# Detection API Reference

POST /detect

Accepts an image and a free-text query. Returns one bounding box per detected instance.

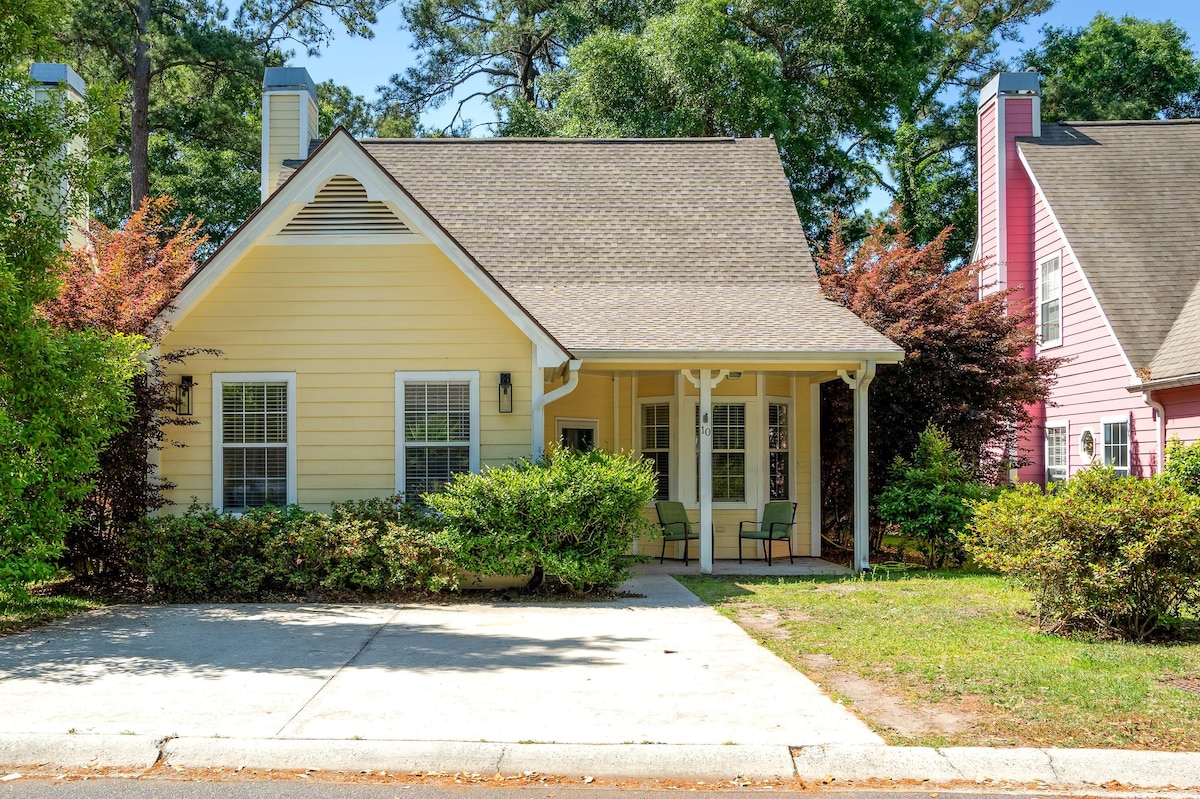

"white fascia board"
[162,131,572,367]
[1017,146,1137,379]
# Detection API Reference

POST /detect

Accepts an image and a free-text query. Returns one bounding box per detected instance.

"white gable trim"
[1017,146,1136,379]
[163,131,571,366]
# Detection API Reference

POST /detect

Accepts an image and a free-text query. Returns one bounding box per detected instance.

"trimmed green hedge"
[129,498,454,600]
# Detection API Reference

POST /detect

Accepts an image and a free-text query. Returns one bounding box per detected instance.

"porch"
[534,360,885,575]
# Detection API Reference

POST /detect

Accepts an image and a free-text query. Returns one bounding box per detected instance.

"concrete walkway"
[2,573,1199,790]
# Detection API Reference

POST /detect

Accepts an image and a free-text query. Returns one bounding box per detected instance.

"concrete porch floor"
[636,557,851,577]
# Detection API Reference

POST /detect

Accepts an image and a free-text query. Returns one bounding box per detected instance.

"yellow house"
[157,67,903,574]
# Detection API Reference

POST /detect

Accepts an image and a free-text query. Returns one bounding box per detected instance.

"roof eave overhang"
[571,349,905,365]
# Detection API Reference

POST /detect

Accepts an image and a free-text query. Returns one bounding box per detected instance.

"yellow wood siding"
[160,243,533,511]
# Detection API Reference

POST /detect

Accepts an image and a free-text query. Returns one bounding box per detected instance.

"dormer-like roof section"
[1018,120,1200,379]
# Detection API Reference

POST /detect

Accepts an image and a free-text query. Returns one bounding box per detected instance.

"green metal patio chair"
[738,501,797,565]
[655,501,700,565]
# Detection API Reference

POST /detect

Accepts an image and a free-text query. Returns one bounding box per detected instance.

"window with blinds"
[403,381,472,497]
[641,403,670,500]
[222,381,289,510]
[1039,255,1062,346]
[768,402,789,500]
[696,403,746,503]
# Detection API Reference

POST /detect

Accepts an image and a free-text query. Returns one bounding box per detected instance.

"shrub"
[130,497,455,600]
[427,447,656,590]
[967,467,1200,641]
[877,424,991,568]
[1163,436,1200,496]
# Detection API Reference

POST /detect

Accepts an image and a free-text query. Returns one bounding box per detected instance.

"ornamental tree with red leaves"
[42,197,215,576]
[815,214,1065,553]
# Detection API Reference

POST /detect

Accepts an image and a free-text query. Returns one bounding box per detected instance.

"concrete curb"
[793,744,1200,790]
[162,738,796,780]
[0,734,160,769]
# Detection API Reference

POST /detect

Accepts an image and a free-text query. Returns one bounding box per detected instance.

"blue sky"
[292,0,1200,132]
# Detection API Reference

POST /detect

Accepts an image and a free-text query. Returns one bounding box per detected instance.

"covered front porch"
[638,558,852,577]
[533,358,886,575]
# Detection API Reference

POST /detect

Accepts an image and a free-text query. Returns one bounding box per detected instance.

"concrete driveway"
[0,573,880,749]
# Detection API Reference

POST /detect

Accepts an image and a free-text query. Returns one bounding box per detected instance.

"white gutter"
[531,360,582,455]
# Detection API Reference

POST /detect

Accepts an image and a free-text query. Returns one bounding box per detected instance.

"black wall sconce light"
[176,375,194,416]
[498,372,513,414]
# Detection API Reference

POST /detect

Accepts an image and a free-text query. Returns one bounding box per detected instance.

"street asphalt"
[1,570,1198,792]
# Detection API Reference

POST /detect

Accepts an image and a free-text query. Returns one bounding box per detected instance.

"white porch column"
[839,362,876,572]
[683,369,729,575]
[698,371,713,574]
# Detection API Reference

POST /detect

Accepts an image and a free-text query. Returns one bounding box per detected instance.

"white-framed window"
[1102,416,1130,476]
[695,403,746,503]
[1045,422,1068,483]
[212,372,297,512]
[640,402,671,501]
[1079,427,1097,462]
[556,417,598,452]
[395,372,480,499]
[1038,254,1062,348]
[768,401,790,500]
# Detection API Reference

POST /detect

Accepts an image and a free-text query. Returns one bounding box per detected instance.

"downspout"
[1143,390,1167,475]
[532,360,582,455]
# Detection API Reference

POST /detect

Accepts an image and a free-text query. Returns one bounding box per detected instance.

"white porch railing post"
[699,369,714,575]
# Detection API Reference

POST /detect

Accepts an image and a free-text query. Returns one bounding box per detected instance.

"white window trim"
[1045,419,1068,483]
[1078,426,1097,463]
[683,396,761,510]
[1101,414,1132,476]
[1037,253,1063,350]
[766,396,794,503]
[212,372,298,512]
[637,397,674,504]
[555,417,600,449]
[394,371,481,498]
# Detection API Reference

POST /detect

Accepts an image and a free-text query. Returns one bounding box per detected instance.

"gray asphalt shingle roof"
[1017,120,1200,381]
[287,137,901,358]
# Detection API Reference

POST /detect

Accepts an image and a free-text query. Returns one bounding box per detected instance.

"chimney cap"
[978,71,1040,108]
[30,63,87,98]
[263,67,318,103]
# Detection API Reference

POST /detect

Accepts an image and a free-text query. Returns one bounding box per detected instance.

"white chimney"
[30,63,88,247]
[261,67,319,202]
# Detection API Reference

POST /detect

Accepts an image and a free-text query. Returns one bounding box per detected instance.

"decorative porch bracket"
[682,369,729,575]
[838,362,877,572]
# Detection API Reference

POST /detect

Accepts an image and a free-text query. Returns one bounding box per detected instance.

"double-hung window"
[213,373,296,512]
[768,402,790,500]
[1103,418,1130,476]
[396,372,479,499]
[1039,255,1062,347]
[641,403,671,501]
[696,403,746,503]
[1045,423,1067,483]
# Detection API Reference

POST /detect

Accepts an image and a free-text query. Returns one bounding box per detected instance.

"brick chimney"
[261,67,319,202]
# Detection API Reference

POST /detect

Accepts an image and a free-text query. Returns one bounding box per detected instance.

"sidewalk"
[1,572,1197,791]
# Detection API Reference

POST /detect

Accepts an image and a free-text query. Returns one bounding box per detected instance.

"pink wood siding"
[1018,173,1156,480]
[1158,385,1200,446]
[976,102,1000,290]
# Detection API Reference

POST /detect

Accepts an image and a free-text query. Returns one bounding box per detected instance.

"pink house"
[977,72,1200,484]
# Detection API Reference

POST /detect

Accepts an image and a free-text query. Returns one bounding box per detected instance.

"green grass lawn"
[0,585,105,637]
[677,572,1200,751]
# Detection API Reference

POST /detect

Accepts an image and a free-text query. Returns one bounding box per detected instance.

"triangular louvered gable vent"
[279,175,411,236]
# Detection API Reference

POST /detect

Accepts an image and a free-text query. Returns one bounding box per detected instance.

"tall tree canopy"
[1023,13,1200,121]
